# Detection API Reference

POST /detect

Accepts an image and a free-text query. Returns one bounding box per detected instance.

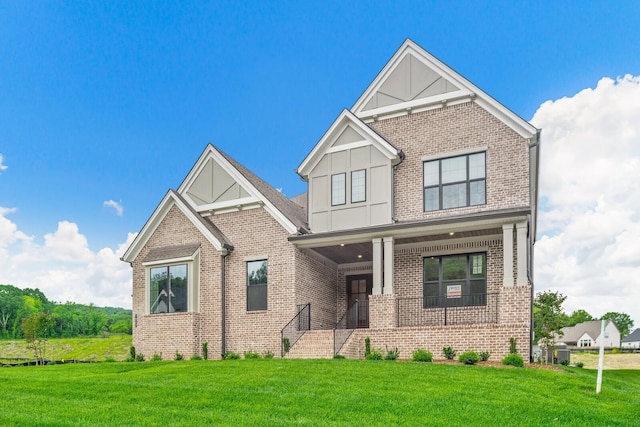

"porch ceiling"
[311,242,373,264]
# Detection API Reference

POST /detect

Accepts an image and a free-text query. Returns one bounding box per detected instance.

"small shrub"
[125,357,135,362]
[150,353,162,362]
[364,336,371,357]
[135,353,145,362]
[412,348,433,362]
[560,359,569,366]
[333,354,346,359]
[611,347,619,354]
[202,342,208,360]
[509,337,518,354]
[459,351,480,365]
[384,346,400,361]
[479,351,490,362]
[244,351,261,359]
[104,357,116,363]
[282,337,291,353]
[502,353,524,368]
[174,350,184,361]
[575,362,584,368]
[129,346,136,360]
[190,354,203,361]
[263,350,274,359]
[223,351,241,360]
[366,349,383,360]
[443,346,456,360]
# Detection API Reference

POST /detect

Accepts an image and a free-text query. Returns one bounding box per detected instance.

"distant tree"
[601,312,634,338]
[533,291,566,364]
[566,309,594,327]
[22,312,55,365]
[12,295,43,338]
[0,285,24,338]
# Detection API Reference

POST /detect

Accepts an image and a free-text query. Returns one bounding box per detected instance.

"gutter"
[220,246,232,357]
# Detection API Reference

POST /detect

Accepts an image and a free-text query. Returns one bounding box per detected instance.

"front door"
[347,274,372,328]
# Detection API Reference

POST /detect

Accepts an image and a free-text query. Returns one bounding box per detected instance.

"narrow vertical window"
[331,173,346,206]
[351,169,366,203]
[247,260,267,311]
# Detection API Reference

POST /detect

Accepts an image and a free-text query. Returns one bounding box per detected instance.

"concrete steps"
[284,330,335,359]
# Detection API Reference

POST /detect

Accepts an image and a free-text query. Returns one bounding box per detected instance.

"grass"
[570,352,640,370]
[0,335,132,362]
[1,359,639,426]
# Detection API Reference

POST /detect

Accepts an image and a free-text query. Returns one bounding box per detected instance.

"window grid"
[331,173,346,206]
[423,253,486,308]
[423,152,486,212]
[351,169,366,203]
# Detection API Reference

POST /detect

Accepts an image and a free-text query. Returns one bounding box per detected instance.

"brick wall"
[368,102,530,222]
[294,249,338,330]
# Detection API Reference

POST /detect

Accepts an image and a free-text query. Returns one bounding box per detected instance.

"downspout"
[220,246,231,357]
[528,129,541,362]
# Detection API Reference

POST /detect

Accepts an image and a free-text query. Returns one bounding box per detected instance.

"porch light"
[357,254,362,259]
[340,243,345,247]
[449,232,455,236]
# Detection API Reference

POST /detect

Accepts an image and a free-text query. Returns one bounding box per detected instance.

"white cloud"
[532,75,640,329]
[0,154,7,172]
[103,200,124,216]
[0,207,135,308]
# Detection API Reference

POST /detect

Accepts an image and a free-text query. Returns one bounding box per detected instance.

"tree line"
[0,284,132,339]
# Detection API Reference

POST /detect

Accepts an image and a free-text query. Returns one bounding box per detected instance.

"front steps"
[284,330,335,359]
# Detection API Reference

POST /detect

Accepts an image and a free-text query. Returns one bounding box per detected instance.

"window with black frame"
[423,152,486,211]
[423,253,486,308]
[149,264,188,313]
[247,260,267,311]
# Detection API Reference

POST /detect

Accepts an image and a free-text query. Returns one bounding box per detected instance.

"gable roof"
[352,39,538,140]
[622,328,640,343]
[557,320,615,343]
[297,109,403,178]
[121,189,232,263]
[178,144,308,234]
[142,243,201,263]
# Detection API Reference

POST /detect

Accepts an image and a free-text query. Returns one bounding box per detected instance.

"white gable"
[352,39,538,140]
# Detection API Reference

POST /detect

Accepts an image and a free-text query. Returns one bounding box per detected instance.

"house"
[556,320,621,348]
[121,39,540,361]
[621,328,640,349]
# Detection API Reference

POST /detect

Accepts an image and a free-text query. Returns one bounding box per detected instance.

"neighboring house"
[121,39,540,361]
[556,320,621,348]
[621,328,640,349]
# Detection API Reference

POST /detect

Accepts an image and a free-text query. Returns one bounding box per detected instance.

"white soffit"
[352,39,537,139]
[297,109,401,178]
[121,190,223,263]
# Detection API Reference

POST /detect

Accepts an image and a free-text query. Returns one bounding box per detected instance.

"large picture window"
[423,152,486,212]
[423,253,486,308]
[247,260,267,311]
[150,264,188,313]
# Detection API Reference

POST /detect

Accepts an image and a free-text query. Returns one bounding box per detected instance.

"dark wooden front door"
[347,274,372,328]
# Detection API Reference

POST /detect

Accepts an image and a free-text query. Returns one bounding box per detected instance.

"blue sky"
[1,2,640,326]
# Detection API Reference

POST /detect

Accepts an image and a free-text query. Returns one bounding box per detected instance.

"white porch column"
[516,221,528,286]
[502,224,514,287]
[372,238,383,295]
[383,237,395,295]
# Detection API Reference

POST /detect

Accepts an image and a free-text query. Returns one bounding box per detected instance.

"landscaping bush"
[150,353,162,362]
[458,351,480,365]
[384,347,400,361]
[135,353,145,362]
[575,362,584,368]
[175,350,184,361]
[412,348,433,362]
[366,349,383,360]
[502,353,524,368]
[282,338,291,353]
[509,337,518,354]
[479,351,490,362]
[190,354,203,361]
[443,346,456,360]
[333,354,346,359]
[263,350,274,359]
[244,351,261,359]
[223,352,240,360]
[104,357,116,363]
[364,337,371,357]
[202,342,208,360]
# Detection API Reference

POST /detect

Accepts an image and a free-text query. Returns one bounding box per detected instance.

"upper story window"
[423,152,486,212]
[247,259,267,311]
[150,264,188,313]
[351,169,366,203]
[331,173,346,206]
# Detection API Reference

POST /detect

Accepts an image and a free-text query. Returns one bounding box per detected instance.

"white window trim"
[421,146,488,162]
[144,249,200,315]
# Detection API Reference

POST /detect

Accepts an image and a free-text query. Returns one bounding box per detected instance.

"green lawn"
[0,335,132,362]
[1,359,638,426]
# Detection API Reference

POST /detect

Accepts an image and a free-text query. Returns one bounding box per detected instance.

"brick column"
[368,294,397,329]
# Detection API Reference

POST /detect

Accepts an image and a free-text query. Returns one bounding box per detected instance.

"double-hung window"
[423,253,486,308]
[150,264,188,313]
[247,260,267,311]
[424,152,486,211]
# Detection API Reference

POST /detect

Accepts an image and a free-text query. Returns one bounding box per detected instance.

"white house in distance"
[621,328,640,349]
[556,320,621,349]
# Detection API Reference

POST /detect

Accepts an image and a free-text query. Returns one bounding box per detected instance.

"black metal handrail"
[280,303,310,357]
[397,293,499,327]
[333,299,369,356]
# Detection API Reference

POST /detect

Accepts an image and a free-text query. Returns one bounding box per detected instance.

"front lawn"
[1,359,638,426]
